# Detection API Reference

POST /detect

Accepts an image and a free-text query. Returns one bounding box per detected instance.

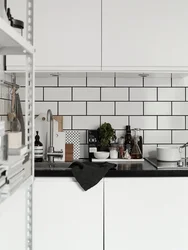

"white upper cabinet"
[7,0,101,71]
[102,0,188,71]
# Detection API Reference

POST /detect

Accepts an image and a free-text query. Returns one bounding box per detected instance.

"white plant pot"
[157,146,182,162]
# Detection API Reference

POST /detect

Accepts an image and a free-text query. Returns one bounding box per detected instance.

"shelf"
[0,17,34,55]
[92,158,145,162]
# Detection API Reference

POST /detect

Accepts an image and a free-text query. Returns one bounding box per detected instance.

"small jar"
[109,146,118,159]
[118,137,125,159]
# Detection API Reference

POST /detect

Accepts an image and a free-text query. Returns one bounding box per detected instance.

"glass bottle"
[124,125,132,155]
[133,128,143,154]
[118,136,125,159]
[35,131,43,162]
[131,129,142,159]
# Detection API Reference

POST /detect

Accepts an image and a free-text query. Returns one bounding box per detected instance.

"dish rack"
[0,1,35,250]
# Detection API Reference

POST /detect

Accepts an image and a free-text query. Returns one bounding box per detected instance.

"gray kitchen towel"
[70,161,116,191]
[15,93,25,145]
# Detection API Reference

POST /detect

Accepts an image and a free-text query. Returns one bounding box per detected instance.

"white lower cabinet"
[0,189,25,250]
[33,178,103,250]
[105,178,188,250]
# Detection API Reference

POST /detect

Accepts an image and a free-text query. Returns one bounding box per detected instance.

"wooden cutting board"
[65,144,73,162]
[53,116,63,132]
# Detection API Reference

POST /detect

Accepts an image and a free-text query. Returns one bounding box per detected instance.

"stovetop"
[145,158,188,169]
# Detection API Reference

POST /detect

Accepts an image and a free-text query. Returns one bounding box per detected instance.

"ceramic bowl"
[94,151,110,159]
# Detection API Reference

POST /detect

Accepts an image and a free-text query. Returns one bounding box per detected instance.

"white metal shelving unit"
[0,1,35,250]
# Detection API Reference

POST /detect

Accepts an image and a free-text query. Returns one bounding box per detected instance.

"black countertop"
[35,158,188,178]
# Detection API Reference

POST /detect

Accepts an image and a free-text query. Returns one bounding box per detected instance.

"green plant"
[98,122,116,148]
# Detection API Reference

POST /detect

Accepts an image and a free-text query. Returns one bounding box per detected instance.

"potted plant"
[98,122,116,151]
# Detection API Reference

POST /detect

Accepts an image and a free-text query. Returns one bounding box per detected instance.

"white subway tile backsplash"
[158,88,185,101]
[101,88,128,101]
[87,73,114,87]
[80,144,89,158]
[144,76,171,87]
[73,116,100,129]
[172,76,188,87]
[19,87,43,101]
[144,102,171,115]
[116,76,142,87]
[87,102,114,115]
[1,116,10,131]
[130,116,157,129]
[172,131,188,143]
[63,116,72,129]
[143,145,157,158]
[173,102,188,115]
[35,102,57,115]
[59,102,86,115]
[101,116,128,129]
[158,116,185,129]
[59,73,86,87]
[144,130,171,144]
[73,88,100,101]
[116,102,143,115]
[44,88,71,101]
[116,130,126,139]
[130,88,156,101]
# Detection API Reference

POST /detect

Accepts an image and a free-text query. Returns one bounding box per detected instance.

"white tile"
[158,88,185,101]
[186,117,188,129]
[144,77,171,87]
[130,88,156,101]
[144,102,171,115]
[17,76,57,87]
[186,89,188,101]
[63,116,71,129]
[59,73,86,87]
[144,130,171,144]
[73,88,100,101]
[73,116,100,129]
[173,102,188,115]
[143,145,157,158]
[101,116,128,129]
[130,116,157,129]
[1,85,10,99]
[0,100,11,115]
[172,77,188,87]
[44,88,71,101]
[35,102,57,115]
[116,77,142,87]
[80,144,89,158]
[18,87,43,101]
[59,102,86,115]
[172,131,188,143]
[158,116,185,129]
[87,73,114,87]
[116,102,143,115]
[78,130,87,144]
[116,130,126,139]
[101,88,128,101]
[87,102,114,115]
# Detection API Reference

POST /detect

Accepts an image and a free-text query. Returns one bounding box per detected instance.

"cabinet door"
[102,0,188,70]
[7,0,101,71]
[0,189,25,250]
[35,0,101,71]
[105,178,188,250]
[33,178,103,250]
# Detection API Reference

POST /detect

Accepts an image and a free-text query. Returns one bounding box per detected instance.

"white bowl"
[94,151,110,159]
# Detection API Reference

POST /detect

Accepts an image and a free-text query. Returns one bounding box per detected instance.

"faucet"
[46,109,63,162]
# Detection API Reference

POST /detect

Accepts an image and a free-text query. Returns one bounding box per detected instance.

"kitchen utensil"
[65,144,73,162]
[8,87,21,132]
[157,145,186,162]
[94,151,110,159]
[15,93,25,144]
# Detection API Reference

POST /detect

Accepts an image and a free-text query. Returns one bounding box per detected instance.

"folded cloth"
[70,161,116,191]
